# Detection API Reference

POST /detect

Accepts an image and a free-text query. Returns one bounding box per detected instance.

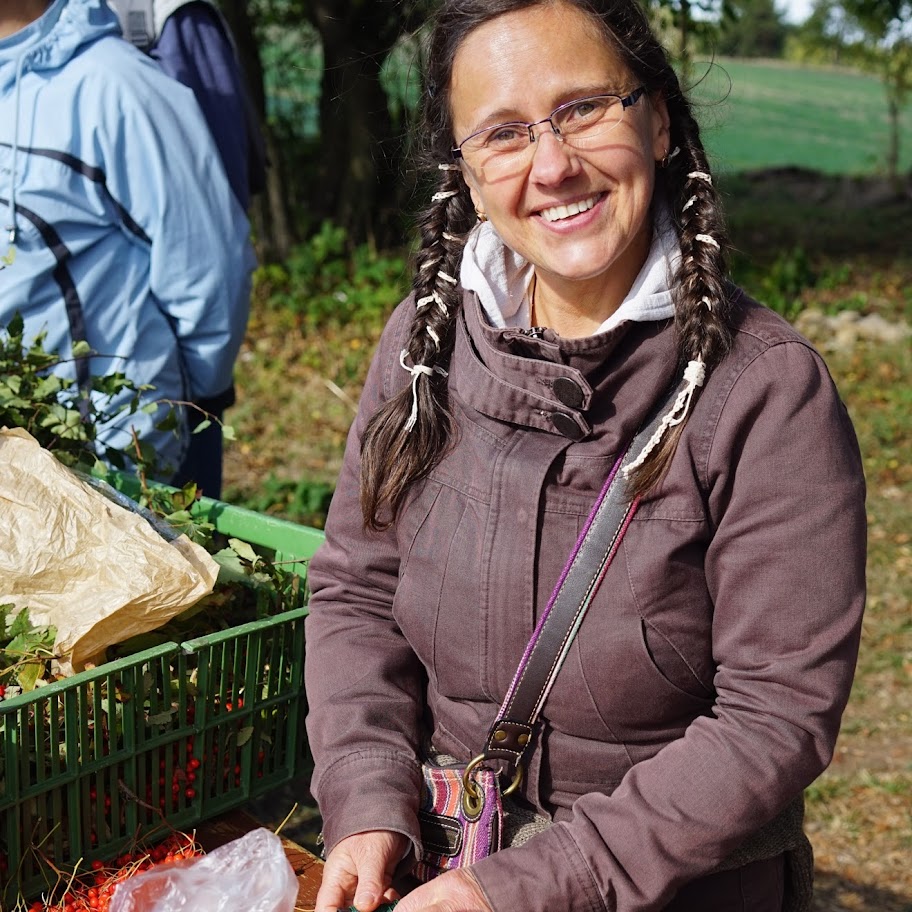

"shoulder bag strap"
[473,378,686,781]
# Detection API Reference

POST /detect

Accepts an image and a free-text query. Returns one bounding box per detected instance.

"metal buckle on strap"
[460,753,523,817]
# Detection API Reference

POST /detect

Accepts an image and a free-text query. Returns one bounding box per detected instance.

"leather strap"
[478,380,684,770]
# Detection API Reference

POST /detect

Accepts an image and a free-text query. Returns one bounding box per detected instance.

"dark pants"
[171,409,224,499]
[666,855,786,911]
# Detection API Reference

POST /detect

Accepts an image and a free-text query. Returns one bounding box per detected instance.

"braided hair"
[360,0,734,528]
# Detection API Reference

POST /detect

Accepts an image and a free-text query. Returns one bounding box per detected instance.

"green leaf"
[192,419,212,435]
[16,661,44,692]
[221,424,236,441]
[148,710,176,726]
[237,725,254,747]
[71,340,92,358]
[229,538,259,564]
[8,607,33,638]
[212,547,250,584]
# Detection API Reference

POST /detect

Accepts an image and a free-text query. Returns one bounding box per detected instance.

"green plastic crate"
[0,490,325,903]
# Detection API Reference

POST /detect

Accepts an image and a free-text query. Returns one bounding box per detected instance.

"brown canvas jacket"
[304,287,867,912]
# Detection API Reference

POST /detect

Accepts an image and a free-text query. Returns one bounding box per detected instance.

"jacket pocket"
[393,480,489,701]
[639,616,715,700]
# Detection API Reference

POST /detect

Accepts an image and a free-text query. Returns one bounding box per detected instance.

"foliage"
[0,607,56,694]
[225,474,334,528]
[253,221,408,333]
[0,314,147,474]
[731,246,817,320]
[715,0,790,57]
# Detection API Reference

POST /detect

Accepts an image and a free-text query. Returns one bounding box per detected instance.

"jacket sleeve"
[98,50,253,400]
[471,339,867,912]
[304,299,426,855]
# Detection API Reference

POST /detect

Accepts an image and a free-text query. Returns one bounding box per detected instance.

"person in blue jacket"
[0,0,253,484]
[106,0,267,497]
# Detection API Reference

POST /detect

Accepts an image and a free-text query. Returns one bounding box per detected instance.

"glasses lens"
[553,95,623,144]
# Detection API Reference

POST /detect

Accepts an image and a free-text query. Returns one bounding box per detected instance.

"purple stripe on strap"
[498,449,627,713]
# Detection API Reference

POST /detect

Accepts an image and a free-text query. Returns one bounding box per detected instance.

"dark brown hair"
[360,0,732,528]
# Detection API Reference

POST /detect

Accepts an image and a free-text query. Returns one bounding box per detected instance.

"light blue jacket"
[0,0,253,474]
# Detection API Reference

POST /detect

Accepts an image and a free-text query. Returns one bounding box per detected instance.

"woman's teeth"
[540,194,600,223]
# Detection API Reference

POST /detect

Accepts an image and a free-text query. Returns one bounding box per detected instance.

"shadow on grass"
[813,868,912,912]
[721,167,912,263]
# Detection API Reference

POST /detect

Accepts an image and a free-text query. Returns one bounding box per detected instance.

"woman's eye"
[567,99,604,121]
[486,125,525,146]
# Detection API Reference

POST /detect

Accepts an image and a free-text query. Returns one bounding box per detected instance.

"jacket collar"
[451,291,679,444]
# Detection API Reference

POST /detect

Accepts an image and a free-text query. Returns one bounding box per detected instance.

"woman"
[304,1,866,910]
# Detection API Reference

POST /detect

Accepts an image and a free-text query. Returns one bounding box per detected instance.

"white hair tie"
[400,349,448,432]
[442,232,460,242]
[623,360,706,479]
[416,290,443,310]
[432,190,459,201]
[695,234,720,250]
[426,325,441,348]
[687,171,713,184]
[682,195,698,211]
[700,296,714,311]
[438,163,460,171]
[437,271,458,284]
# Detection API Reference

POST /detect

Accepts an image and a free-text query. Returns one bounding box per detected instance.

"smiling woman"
[302,2,868,912]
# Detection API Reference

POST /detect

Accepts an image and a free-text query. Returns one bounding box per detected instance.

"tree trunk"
[311,5,405,248]
[219,0,294,261]
[885,89,899,187]
[679,0,692,87]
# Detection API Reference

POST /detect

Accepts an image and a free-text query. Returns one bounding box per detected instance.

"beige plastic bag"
[0,427,218,673]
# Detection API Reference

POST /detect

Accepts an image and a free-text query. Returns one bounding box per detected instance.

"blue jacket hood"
[0,0,120,90]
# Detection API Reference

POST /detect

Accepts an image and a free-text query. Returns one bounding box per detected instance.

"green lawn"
[690,58,912,176]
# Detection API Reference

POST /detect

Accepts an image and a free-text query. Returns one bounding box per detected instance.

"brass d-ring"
[461,754,489,818]
[460,754,525,817]
[503,762,523,797]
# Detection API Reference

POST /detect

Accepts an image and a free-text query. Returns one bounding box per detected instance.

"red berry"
[184,787,196,800]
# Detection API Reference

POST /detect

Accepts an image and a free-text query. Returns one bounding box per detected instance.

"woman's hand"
[315,830,409,912]
[394,868,494,912]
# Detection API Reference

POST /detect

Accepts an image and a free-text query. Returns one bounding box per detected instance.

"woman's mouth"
[539,193,603,223]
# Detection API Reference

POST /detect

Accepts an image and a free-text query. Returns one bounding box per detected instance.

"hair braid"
[360,167,476,528]
[626,95,734,496]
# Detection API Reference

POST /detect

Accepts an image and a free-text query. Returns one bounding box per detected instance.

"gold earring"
[475,209,487,222]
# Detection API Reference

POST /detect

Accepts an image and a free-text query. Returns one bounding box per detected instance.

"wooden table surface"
[196,809,324,912]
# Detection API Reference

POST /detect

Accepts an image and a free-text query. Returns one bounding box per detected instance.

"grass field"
[232,59,911,912]
[692,58,912,176]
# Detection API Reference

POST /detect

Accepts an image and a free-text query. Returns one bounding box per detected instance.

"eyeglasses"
[452,87,646,179]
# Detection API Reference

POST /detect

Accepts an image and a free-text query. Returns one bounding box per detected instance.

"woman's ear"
[463,171,485,218]
[650,94,672,162]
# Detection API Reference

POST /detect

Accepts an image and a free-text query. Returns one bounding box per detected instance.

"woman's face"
[450,2,669,306]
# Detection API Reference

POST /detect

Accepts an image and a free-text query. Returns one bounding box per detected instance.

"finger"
[314,862,357,912]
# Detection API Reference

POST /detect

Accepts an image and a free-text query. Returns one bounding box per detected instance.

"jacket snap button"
[552,377,584,409]
[550,412,585,440]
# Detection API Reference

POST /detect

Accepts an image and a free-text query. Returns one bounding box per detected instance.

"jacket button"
[553,377,584,408]
[550,412,586,440]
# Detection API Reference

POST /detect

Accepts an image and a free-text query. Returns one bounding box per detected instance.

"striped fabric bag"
[414,763,503,881]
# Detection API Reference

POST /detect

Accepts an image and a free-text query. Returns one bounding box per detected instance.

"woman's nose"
[528,129,580,184]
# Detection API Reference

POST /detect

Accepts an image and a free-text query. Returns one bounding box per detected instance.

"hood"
[0,0,121,90]
[460,202,681,335]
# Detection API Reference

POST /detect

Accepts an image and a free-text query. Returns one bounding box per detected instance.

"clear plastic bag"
[109,828,298,912]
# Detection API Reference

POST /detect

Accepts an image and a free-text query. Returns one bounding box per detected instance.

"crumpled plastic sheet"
[108,828,299,912]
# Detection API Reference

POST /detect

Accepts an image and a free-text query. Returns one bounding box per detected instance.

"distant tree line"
[220,0,910,257]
